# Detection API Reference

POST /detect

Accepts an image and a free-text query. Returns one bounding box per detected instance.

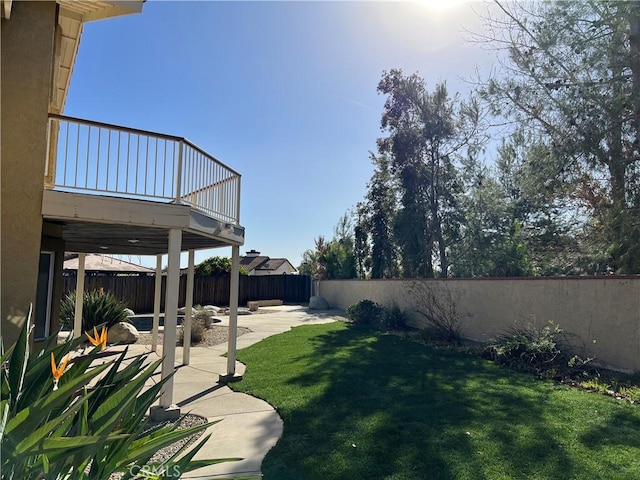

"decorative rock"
[108,322,140,344]
[247,301,260,312]
[308,295,329,310]
[202,305,221,313]
[124,308,135,317]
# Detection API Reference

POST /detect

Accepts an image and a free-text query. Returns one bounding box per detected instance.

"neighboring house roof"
[238,252,297,274]
[255,258,295,272]
[64,253,154,273]
[239,255,270,273]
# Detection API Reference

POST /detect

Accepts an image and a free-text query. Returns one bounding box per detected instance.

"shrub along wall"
[319,277,640,372]
[63,274,312,313]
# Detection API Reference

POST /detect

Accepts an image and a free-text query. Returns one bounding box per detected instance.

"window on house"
[35,252,54,340]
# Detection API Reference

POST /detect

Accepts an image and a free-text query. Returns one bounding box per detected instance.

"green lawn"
[231,322,640,480]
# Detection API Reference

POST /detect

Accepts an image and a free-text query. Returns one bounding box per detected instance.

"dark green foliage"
[478,1,640,273]
[452,149,539,277]
[376,69,480,278]
[299,215,358,280]
[60,290,128,332]
[195,256,247,276]
[359,154,400,278]
[384,301,411,330]
[482,321,591,378]
[298,249,320,277]
[0,307,238,479]
[345,300,387,327]
[322,241,357,280]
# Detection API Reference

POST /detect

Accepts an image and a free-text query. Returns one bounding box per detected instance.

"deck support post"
[220,244,242,383]
[183,250,195,365]
[151,254,162,352]
[157,228,182,412]
[73,253,86,339]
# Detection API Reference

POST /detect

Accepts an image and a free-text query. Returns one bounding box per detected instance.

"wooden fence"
[63,274,312,313]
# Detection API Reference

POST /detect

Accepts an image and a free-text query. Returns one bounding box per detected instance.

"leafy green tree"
[376,69,481,277]
[195,256,247,276]
[298,248,320,277]
[299,215,358,280]
[494,133,603,274]
[353,203,372,278]
[477,0,640,272]
[451,152,533,277]
[452,130,604,276]
[323,214,358,280]
[359,154,400,278]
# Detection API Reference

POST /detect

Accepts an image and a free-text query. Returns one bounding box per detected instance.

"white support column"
[73,253,86,339]
[151,254,162,352]
[220,244,242,382]
[183,250,195,365]
[158,229,182,413]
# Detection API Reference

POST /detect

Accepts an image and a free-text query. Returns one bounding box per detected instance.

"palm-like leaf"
[0,307,241,479]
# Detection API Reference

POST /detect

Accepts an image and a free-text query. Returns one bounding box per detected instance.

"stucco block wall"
[1,1,57,346]
[319,278,640,372]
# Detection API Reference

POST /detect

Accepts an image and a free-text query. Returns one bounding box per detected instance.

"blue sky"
[65,0,498,268]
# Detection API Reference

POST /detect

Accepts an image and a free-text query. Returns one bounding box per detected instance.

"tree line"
[300,0,640,279]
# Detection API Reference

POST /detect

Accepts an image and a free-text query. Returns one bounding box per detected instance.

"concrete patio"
[127,304,344,479]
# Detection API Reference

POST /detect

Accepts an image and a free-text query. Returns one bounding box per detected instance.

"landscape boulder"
[202,305,221,314]
[108,322,140,344]
[247,301,260,312]
[308,295,329,310]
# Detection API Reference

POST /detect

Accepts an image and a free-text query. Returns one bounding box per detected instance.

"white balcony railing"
[45,114,241,224]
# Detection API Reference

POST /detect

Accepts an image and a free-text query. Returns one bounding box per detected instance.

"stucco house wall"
[1,1,59,346]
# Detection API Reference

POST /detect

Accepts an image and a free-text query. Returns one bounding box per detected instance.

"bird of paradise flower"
[50,353,69,391]
[85,326,108,350]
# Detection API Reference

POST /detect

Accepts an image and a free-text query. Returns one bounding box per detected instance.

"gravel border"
[136,324,252,347]
[109,414,209,479]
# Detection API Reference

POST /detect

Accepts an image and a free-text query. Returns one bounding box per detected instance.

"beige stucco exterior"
[1,1,146,347]
[1,1,58,346]
[320,277,640,372]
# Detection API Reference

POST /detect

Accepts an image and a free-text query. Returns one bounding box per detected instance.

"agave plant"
[0,306,240,479]
[60,289,129,332]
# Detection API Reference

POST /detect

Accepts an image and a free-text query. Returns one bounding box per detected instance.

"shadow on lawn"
[238,323,640,480]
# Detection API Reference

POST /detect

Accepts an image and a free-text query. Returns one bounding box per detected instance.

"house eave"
[51,1,144,113]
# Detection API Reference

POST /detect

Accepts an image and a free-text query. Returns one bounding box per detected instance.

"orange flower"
[85,326,107,350]
[51,352,69,391]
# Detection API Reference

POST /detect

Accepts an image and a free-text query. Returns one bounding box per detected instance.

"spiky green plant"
[0,306,240,479]
[60,290,129,332]
[384,301,412,330]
